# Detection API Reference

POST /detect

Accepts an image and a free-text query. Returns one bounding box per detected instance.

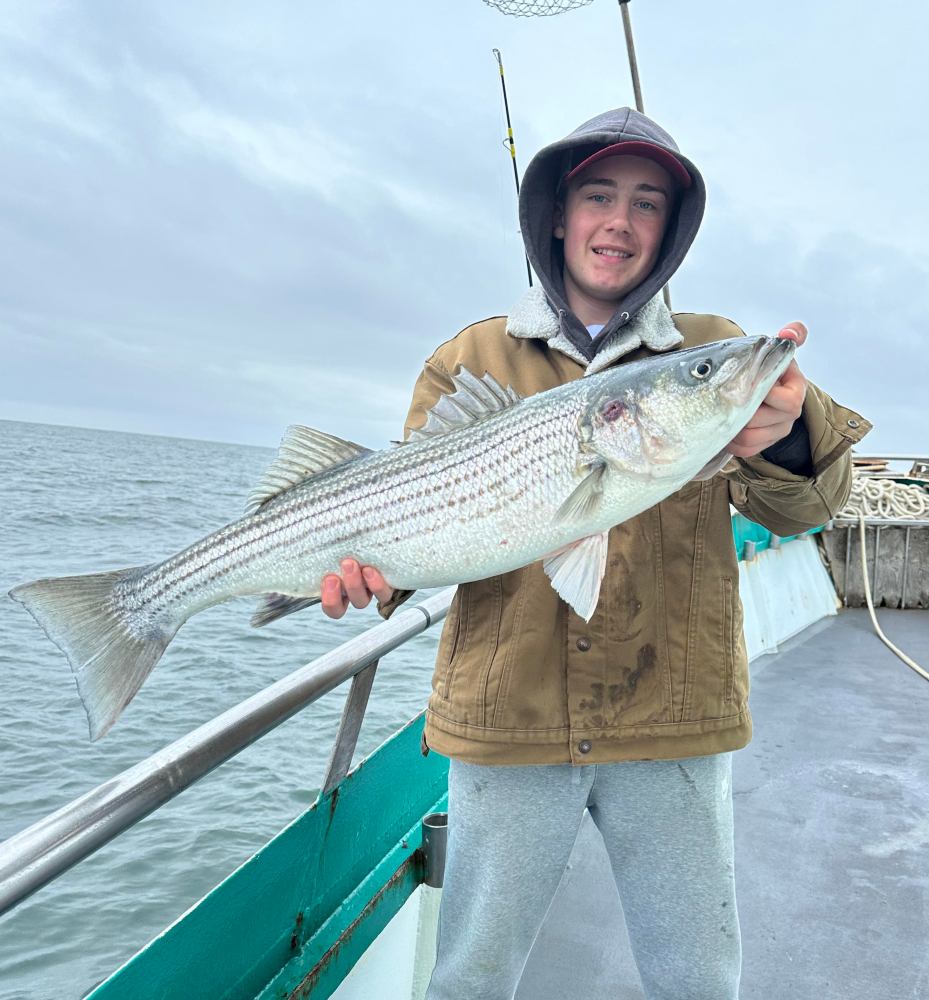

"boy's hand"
[727,323,808,458]
[321,559,395,619]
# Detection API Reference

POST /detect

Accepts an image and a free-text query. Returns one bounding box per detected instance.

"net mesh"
[482,0,594,16]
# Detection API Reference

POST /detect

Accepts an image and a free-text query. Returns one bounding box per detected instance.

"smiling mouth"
[593,248,633,259]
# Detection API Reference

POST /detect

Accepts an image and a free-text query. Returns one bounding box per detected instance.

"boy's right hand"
[321,559,395,619]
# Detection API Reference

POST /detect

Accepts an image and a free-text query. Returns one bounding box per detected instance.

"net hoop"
[482,0,594,16]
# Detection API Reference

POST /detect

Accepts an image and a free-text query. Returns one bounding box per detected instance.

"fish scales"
[115,390,585,633]
[9,336,795,738]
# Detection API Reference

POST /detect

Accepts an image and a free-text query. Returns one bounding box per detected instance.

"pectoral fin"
[554,459,607,525]
[542,531,609,622]
[692,449,735,482]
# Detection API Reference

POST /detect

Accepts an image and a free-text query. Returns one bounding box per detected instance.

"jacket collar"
[505,285,683,374]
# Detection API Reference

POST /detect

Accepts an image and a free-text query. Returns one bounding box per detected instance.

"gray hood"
[517,107,706,361]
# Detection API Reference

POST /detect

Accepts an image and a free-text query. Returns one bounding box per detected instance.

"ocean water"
[0,420,440,1000]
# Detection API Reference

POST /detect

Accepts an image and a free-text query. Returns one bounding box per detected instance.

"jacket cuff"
[723,383,871,534]
[377,589,416,620]
[734,383,871,486]
[759,417,813,476]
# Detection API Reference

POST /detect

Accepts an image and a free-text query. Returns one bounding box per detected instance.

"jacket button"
[576,637,591,652]
[578,740,592,754]
[847,418,860,429]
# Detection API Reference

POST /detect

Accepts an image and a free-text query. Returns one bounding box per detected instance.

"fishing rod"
[488,2,671,303]
[492,48,533,288]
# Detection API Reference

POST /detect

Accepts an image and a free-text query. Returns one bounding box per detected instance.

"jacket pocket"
[434,577,504,717]
[436,588,467,701]
[722,577,734,704]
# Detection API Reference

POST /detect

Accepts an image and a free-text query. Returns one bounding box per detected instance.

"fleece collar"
[506,285,683,374]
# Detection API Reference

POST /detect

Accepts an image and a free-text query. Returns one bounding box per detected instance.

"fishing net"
[482,0,594,16]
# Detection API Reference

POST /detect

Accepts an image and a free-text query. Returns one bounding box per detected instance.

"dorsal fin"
[407,367,522,441]
[245,425,372,515]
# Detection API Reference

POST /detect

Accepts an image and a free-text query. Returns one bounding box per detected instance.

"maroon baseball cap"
[564,140,692,189]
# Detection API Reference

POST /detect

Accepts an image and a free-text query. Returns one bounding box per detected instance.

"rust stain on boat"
[290,911,304,952]
[286,855,417,998]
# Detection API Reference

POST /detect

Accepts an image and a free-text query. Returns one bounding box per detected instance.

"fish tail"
[9,567,180,741]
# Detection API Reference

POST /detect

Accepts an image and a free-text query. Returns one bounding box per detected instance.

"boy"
[322,108,869,998]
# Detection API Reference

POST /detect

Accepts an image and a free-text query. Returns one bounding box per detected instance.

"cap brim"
[564,141,692,189]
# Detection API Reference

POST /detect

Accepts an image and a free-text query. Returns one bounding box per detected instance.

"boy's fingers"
[729,423,792,454]
[340,559,372,609]
[777,322,808,346]
[320,563,394,619]
[321,574,348,619]
[768,363,808,410]
[363,566,395,603]
[739,403,785,430]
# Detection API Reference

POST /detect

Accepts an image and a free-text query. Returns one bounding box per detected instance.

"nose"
[604,199,632,233]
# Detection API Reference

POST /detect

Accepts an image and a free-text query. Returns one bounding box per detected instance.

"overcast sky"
[0,0,925,455]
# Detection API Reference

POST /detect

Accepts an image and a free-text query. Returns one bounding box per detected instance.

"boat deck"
[516,608,929,1000]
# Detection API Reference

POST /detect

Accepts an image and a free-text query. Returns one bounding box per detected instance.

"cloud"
[0,0,925,460]
[677,192,927,453]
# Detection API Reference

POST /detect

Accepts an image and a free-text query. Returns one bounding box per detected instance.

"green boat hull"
[88,715,448,1000]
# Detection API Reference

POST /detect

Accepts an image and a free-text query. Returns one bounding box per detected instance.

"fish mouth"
[721,336,795,406]
[755,336,795,381]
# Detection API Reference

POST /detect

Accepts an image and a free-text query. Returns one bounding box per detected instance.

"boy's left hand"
[727,322,808,458]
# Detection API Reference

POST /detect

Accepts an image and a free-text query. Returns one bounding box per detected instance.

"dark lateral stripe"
[140,411,574,603]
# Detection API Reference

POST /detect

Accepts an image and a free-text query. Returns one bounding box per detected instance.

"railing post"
[320,660,380,796]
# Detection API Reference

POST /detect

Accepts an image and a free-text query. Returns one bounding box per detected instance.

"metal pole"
[617,1,672,311]
[493,48,533,288]
[618,0,645,113]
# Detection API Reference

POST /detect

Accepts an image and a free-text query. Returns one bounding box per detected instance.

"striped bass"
[10,335,794,739]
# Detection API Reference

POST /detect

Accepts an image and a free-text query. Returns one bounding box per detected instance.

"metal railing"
[0,588,456,918]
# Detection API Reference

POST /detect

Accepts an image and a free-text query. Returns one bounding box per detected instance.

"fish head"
[583,335,796,481]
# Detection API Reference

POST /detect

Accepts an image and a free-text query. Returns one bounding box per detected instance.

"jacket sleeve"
[377,359,458,619]
[721,382,872,536]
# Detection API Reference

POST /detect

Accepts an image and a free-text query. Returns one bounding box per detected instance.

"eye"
[690,360,713,379]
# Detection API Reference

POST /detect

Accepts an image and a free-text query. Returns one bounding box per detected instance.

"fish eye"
[690,360,713,379]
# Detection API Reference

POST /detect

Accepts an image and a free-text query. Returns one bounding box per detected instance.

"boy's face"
[554,154,673,327]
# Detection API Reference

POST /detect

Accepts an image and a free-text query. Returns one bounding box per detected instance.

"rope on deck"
[857,512,929,683]
[840,477,929,519]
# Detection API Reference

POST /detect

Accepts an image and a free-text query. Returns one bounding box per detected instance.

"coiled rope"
[838,475,929,682]
[839,476,929,520]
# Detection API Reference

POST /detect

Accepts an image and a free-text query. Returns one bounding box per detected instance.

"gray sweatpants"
[425,754,740,1000]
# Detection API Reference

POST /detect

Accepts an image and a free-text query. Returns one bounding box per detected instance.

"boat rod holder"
[422,812,448,888]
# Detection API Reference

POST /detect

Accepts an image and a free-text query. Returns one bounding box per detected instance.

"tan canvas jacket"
[381,301,871,765]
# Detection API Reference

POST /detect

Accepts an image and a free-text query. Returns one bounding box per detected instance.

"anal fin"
[251,593,321,628]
